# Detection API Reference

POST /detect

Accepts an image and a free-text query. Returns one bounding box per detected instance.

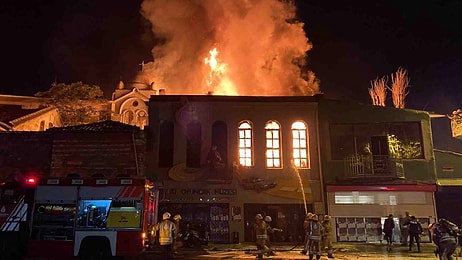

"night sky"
[1,0,462,115]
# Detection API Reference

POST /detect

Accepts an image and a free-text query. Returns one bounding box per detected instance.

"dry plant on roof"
[390,68,410,109]
[369,77,387,106]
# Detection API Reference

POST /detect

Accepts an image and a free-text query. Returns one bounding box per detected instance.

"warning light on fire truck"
[24,176,38,185]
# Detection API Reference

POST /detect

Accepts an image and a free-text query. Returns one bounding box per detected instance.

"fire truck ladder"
[1,196,28,232]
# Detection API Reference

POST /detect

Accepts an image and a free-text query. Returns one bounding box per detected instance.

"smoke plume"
[137,0,320,96]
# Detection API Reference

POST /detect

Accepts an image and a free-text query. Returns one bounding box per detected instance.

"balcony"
[344,154,404,179]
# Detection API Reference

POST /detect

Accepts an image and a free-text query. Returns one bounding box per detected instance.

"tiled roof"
[47,120,141,132]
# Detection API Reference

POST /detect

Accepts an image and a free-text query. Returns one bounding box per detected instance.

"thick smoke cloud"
[138,0,320,96]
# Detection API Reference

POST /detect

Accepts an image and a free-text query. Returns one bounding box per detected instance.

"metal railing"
[344,154,404,179]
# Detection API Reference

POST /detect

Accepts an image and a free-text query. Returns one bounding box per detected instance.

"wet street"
[142,242,451,259]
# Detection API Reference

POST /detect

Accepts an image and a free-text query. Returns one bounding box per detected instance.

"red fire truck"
[0,174,159,259]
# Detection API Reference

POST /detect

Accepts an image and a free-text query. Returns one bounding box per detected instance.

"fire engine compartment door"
[78,186,143,229]
[35,186,78,204]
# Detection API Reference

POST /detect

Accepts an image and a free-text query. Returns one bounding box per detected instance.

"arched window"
[238,121,253,166]
[39,120,45,131]
[265,121,281,168]
[159,120,174,167]
[186,121,201,168]
[292,121,309,168]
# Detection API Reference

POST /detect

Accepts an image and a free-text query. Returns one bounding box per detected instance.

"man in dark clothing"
[430,218,460,260]
[404,215,422,252]
[383,214,395,251]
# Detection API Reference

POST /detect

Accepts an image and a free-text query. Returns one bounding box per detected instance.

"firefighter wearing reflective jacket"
[254,214,269,258]
[321,215,335,258]
[152,212,176,259]
[430,218,460,260]
[307,214,324,260]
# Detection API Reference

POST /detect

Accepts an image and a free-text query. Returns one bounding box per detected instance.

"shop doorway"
[243,203,309,243]
[158,203,230,243]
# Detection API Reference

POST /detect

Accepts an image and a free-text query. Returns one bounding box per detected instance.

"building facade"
[0,94,62,131]
[146,95,440,244]
[318,99,437,243]
[146,95,323,243]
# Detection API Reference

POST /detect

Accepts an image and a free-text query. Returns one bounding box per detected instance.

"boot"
[300,250,307,255]
[328,253,335,258]
[309,254,314,260]
[316,254,321,260]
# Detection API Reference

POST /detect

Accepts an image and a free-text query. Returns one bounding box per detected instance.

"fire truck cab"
[1,176,159,259]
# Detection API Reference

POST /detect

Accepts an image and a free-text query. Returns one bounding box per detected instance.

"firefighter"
[321,215,335,258]
[431,218,460,260]
[301,212,313,255]
[152,212,176,259]
[173,214,183,255]
[264,215,282,256]
[253,213,269,259]
[307,214,323,260]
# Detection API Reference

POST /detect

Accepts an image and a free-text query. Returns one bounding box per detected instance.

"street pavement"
[142,241,457,259]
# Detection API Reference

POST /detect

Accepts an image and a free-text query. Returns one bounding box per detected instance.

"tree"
[369,77,387,106]
[390,67,410,109]
[35,82,110,127]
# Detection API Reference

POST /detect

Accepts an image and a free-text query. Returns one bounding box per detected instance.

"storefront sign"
[161,188,237,197]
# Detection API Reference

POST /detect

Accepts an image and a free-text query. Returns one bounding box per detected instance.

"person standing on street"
[405,215,422,252]
[321,215,335,258]
[383,214,395,252]
[254,213,269,259]
[301,212,313,255]
[400,211,411,245]
[307,214,323,260]
[173,214,182,255]
[264,215,282,256]
[152,212,176,260]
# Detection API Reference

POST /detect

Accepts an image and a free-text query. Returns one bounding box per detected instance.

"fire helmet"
[174,214,182,221]
[264,216,272,222]
[162,212,171,220]
[306,212,313,219]
[311,214,319,221]
[324,215,331,220]
[255,214,263,220]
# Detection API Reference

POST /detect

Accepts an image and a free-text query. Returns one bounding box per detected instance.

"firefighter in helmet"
[321,215,335,258]
[173,214,182,254]
[152,212,176,259]
[253,213,269,259]
[301,212,314,255]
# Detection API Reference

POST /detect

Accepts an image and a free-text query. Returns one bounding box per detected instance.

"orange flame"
[204,48,237,95]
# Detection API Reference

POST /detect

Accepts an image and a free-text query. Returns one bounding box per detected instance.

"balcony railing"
[344,154,404,179]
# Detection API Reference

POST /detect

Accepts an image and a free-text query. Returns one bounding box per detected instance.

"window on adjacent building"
[238,121,253,166]
[292,121,309,168]
[330,122,423,160]
[265,121,281,168]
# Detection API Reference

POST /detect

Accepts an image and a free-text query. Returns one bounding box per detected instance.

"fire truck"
[0,174,159,259]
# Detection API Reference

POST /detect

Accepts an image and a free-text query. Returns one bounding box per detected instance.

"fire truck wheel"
[79,236,112,259]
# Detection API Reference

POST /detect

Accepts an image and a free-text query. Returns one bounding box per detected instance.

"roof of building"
[0,105,43,123]
[47,120,141,132]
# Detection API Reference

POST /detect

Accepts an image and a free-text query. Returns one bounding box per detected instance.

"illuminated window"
[238,121,253,166]
[292,121,309,168]
[265,121,281,168]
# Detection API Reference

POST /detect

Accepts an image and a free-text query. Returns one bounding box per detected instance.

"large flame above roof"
[137,0,320,96]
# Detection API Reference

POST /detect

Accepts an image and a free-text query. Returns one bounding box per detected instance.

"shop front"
[327,185,437,243]
[158,182,236,243]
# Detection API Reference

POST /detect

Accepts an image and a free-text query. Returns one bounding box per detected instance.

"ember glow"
[138,0,320,96]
